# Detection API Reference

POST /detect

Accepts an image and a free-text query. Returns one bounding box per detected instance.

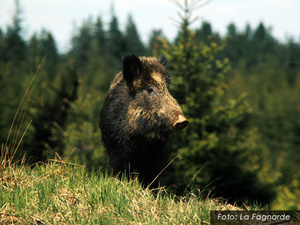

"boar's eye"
[147,86,154,94]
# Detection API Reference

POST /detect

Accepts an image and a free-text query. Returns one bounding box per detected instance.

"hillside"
[0,157,244,224]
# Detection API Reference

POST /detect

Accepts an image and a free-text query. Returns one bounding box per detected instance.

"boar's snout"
[174,114,189,130]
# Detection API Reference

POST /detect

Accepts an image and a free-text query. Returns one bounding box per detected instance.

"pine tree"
[94,16,107,55]
[223,23,246,66]
[27,33,41,72]
[156,0,274,205]
[0,0,26,64]
[286,38,299,86]
[148,29,165,55]
[0,0,28,152]
[70,18,94,74]
[124,15,146,56]
[39,30,59,79]
[252,22,276,61]
[195,21,214,44]
[107,15,125,63]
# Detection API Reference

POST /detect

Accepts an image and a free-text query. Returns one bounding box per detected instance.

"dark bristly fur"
[99,54,188,187]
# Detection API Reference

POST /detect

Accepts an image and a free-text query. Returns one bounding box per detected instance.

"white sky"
[1,0,300,53]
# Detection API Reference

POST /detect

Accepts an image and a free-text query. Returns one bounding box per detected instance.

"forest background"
[1,0,300,209]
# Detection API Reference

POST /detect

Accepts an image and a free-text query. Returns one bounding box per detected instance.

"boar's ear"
[158,54,170,83]
[158,54,168,68]
[122,54,143,83]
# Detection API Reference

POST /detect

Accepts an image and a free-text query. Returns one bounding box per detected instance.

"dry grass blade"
[147,154,178,189]
[184,165,204,193]
[1,56,46,168]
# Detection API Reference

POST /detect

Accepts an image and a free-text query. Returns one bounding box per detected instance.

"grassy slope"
[0,65,245,224]
[0,157,244,224]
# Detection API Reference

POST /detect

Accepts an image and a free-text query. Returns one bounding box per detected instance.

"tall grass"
[1,57,45,169]
[1,156,246,224]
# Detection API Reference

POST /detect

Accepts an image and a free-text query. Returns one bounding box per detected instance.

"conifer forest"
[1,1,300,209]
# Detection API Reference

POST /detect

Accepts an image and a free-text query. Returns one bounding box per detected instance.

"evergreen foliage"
[1,0,300,209]
[148,29,166,55]
[124,15,146,56]
[0,0,26,64]
[154,0,274,205]
[107,15,126,64]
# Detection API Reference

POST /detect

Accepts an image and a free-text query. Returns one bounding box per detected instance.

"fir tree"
[107,15,125,63]
[70,18,94,74]
[124,15,146,56]
[0,0,26,64]
[156,0,275,205]
[148,29,165,55]
[94,16,107,55]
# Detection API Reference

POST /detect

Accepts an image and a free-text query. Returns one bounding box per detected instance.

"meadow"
[1,155,245,224]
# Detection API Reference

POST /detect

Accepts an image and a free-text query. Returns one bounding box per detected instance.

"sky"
[1,0,300,53]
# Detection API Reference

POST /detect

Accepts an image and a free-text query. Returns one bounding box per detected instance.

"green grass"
[0,156,247,224]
